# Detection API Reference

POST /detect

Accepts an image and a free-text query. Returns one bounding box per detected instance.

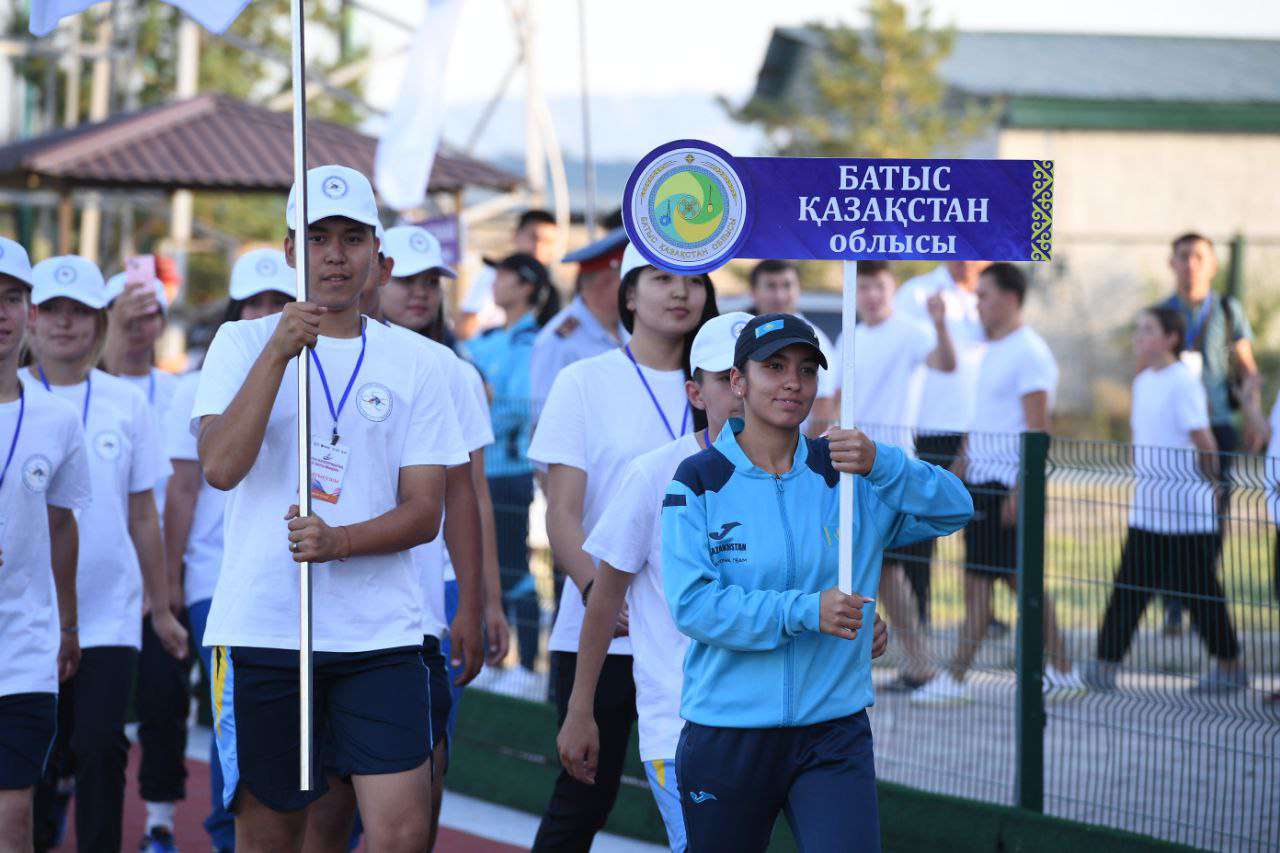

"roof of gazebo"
[0,93,520,195]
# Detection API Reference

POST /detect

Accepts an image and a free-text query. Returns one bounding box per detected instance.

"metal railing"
[466,409,1279,851]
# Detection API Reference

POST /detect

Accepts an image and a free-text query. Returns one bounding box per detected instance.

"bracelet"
[581,579,594,606]
[338,526,352,561]
[61,625,78,634]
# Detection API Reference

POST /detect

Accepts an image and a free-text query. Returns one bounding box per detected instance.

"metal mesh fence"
[462,408,1278,850]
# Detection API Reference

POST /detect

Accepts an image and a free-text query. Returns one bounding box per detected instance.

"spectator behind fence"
[1160,232,1266,634]
[747,259,837,434]
[1268,393,1280,703]
[829,260,956,690]
[466,253,561,684]
[913,263,1083,704]
[459,210,561,339]
[894,260,990,624]
[1084,307,1245,693]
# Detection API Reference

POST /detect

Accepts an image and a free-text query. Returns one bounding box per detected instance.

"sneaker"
[139,827,178,853]
[1081,660,1118,692]
[909,671,970,705]
[1044,666,1086,698]
[880,673,930,694]
[1190,667,1248,694]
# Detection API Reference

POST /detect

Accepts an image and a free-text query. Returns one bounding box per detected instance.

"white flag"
[30,0,251,36]
[375,0,465,211]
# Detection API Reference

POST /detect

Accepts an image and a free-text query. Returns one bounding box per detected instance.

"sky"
[352,0,1280,160]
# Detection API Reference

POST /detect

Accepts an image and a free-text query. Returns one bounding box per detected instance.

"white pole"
[576,0,597,238]
[838,260,858,594]
[288,0,315,792]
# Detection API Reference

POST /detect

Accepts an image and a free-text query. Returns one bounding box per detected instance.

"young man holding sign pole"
[193,166,468,851]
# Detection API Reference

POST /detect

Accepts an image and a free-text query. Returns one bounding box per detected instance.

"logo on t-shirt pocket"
[93,430,123,461]
[22,454,52,492]
[356,383,393,422]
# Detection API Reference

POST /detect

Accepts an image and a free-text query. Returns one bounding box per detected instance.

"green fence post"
[1016,431,1049,813]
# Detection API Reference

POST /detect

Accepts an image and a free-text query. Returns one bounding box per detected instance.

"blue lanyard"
[310,320,367,445]
[0,383,23,492]
[624,345,689,441]
[1183,297,1213,350]
[37,365,91,426]
[147,371,155,404]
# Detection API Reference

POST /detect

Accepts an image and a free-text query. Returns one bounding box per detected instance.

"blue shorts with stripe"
[0,693,57,790]
[210,645,429,813]
[421,635,452,768]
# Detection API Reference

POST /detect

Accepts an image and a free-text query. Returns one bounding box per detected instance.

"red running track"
[56,745,523,852]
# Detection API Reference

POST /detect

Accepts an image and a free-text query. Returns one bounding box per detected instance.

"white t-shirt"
[192,315,469,652]
[20,368,171,649]
[832,314,935,451]
[895,265,986,433]
[122,368,178,514]
[583,432,699,761]
[529,347,691,654]
[0,385,91,697]
[388,327,494,639]
[460,265,506,333]
[164,370,227,607]
[1129,362,1215,534]
[966,326,1058,488]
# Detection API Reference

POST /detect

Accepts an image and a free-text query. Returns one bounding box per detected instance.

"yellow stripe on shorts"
[212,646,227,736]
[653,758,665,788]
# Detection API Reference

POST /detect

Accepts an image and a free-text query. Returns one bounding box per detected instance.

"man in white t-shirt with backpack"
[913,262,1083,704]
[192,166,468,851]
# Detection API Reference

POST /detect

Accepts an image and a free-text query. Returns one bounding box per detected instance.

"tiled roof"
[0,93,521,194]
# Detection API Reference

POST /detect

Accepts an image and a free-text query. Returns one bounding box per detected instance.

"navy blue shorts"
[676,710,880,853]
[211,645,429,813]
[0,693,57,790]
[421,635,453,769]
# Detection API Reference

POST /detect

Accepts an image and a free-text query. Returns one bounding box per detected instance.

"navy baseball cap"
[734,312,828,370]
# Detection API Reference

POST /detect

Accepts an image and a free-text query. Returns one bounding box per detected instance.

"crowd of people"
[0,157,1272,853]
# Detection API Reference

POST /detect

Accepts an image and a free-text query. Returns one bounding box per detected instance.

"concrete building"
[750,30,1280,429]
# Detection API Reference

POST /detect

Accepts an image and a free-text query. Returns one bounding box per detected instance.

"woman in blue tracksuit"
[661,312,972,852]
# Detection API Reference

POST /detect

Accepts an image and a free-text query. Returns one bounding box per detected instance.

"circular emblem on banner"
[94,430,123,461]
[356,382,392,422]
[623,139,750,275]
[22,454,52,492]
[409,232,430,253]
[55,264,77,285]
[321,176,349,199]
[254,257,278,277]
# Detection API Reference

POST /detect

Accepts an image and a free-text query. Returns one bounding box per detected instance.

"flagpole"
[838,260,858,594]
[289,0,316,792]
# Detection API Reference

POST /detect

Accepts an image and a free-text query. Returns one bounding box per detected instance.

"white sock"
[145,801,175,833]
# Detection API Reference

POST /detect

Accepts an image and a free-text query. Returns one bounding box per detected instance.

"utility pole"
[77,13,112,262]
[169,17,200,288]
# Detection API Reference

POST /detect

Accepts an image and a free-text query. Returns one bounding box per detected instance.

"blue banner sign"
[623,139,1053,274]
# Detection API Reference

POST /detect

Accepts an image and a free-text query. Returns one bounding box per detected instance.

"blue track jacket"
[661,420,973,728]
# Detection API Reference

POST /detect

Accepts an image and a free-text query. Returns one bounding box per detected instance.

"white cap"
[105,272,168,314]
[230,248,297,301]
[383,226,457,279]
[285,164,381,231]
[0,237,34,287]
[31,256,108,309]
[619,243,656,280]
[690,311,754,373]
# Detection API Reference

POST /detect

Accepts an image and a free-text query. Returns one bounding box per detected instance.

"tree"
[727,0,993,158]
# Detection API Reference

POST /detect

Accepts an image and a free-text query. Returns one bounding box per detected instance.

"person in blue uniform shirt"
[529,227,628,413]
[662,313,972,852]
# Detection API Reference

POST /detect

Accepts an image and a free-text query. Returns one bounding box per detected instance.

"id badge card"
[310,440,350,504]
[1180,350,1204,380]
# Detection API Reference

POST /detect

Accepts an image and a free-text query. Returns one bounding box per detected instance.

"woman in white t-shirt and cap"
[22,255,186,853]
[0,238,92,853]
[160,247,295,853]
[1087,305,1245,693]
[103,267,189,851]
[527,243,719,850]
